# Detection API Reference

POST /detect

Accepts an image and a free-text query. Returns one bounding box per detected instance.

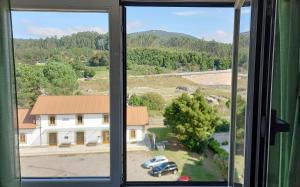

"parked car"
[143,155,168,169]
[150,161,178,177]
[178,176,192,181]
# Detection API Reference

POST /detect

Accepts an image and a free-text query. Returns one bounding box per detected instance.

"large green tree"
[163,90,219,152]
[43,62,78,95]
[15,64,46,107]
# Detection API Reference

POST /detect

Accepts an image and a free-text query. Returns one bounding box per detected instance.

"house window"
[49,116,56,126]
[19,134,26,144]
[103,114,109,124]
[77,115,83,125]
[130,130,136,139]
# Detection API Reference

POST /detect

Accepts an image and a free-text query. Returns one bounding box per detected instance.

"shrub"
[83,68,96,78]
[209,138,229,180]
[215,119,230,132]
[208,139,229,158]
[128,92,165,111]
[141,92,165,110]
[213,154,228,180]
[128,94,144,106]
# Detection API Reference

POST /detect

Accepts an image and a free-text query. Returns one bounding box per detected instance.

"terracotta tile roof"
[18,109,36,129]
[127,106,149,126]
[30,95,149,126]
[31,95,109,115]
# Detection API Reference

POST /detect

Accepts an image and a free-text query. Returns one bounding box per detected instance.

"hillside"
[14,30,232,63]
[128,30,197,40]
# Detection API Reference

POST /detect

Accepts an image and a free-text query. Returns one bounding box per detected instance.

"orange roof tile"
[126,106,149,126]
[30,95,149,126]
[18,109,36,129]
[31,95,109,115]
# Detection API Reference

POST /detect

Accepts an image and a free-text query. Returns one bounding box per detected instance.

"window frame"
[49,115,56,126]
[19,133,26,144]
[104,114,109,124]
[8,0,267,186]
[129,129,136,139]
[122,1,248,186]
[11,0,123,187]
[77,115,83,125]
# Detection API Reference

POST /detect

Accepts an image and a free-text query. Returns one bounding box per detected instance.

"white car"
[143,156,168,169]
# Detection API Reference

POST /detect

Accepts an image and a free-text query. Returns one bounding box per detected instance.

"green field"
[79,68,231,119]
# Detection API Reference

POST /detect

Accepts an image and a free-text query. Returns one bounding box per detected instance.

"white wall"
[21,114,145,146]
[19,129,35,146]
[40,114,108,129]
[126,126,145,143]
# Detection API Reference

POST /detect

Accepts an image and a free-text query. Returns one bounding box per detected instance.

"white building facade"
[18,96,149,147]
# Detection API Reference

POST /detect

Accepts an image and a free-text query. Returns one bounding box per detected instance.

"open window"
[9,0,123,187]
[1,0,281,186]
[123,0,253,186]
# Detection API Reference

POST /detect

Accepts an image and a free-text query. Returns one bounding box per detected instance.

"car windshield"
[150,158,156,162]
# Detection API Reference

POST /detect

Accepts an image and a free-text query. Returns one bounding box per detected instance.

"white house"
[18,95,149,147]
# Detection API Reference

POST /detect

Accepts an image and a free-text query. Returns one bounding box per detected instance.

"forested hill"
[15,30,255,76]
[128,30,198,41]
[127,30,232,57]
[14,30,233,62]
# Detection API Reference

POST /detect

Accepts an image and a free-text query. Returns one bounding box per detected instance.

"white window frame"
[11,0,123,187]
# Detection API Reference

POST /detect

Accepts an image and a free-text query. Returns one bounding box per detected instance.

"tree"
[88,51,109,66]
[68,60,86,78]
[15,64,47,107]
[163,89,219,152]
[43,62,78,95]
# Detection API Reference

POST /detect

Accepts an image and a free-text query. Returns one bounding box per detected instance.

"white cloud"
[127,20,145,32]
[172,10,205,17]
[203,29,233,43]
[22,20,107,38]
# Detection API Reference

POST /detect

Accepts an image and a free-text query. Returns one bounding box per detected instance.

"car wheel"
[173,170,177,174]
[158,173,161,177]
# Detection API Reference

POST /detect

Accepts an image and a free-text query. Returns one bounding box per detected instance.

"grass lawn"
[152,149,223,181]
[147,127,224,181]
[93,66,109,79]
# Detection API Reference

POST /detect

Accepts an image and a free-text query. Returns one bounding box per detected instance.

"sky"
[12,7,251,44]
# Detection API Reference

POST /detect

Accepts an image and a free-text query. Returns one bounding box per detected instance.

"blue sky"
[12,7,250,43]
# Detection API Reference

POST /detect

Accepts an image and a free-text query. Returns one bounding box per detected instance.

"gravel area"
[21,151,178,181]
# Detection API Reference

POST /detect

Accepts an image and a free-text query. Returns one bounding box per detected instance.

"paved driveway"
[21,151,178,181]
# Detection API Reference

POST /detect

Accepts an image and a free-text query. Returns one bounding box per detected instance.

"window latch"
[269,109,290,145]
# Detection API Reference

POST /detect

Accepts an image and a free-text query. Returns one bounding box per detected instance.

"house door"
[49,133,57,146]
[102,131,110,144]
[76,132,85,145]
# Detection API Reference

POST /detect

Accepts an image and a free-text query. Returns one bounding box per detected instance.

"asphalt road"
[21,151,178,181]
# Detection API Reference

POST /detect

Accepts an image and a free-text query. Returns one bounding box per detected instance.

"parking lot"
[21,151,178,181]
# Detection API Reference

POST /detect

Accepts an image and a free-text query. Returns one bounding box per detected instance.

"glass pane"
[126,7,234,182]
[234,5,251,185]
[12,11,110,177]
